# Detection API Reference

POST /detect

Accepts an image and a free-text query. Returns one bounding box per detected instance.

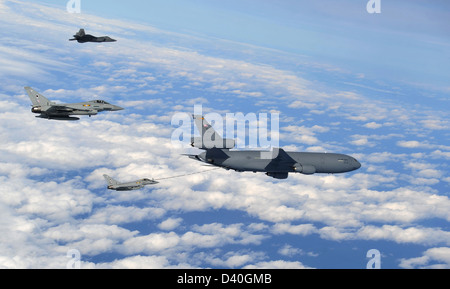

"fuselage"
[196,149,361,177]
[31,100,123,117]
[65,100,124,113]
[72,35,116,43]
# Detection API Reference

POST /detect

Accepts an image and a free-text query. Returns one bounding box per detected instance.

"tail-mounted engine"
[191,137,235,150]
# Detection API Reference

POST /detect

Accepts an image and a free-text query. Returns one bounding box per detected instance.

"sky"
[0,0,449,269]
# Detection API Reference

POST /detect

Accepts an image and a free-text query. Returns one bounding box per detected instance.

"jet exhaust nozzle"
[32,107,42,114]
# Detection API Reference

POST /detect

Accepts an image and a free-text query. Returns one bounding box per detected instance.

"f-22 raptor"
[103,175,158,191]
[186,115,361,179]
[69,29,116,43]
[25,87,123,121]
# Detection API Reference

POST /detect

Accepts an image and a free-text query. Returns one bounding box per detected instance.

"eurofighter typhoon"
[25,87,123,121]
[186,115,361,179]
[103,175,158,191]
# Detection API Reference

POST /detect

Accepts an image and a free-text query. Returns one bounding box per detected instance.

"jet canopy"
[93,100,110,104]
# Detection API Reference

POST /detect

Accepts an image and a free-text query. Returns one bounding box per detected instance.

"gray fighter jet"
[69,29,116,43]
[25,87,123,121]
[103,175,158,191]
[186,115,361,179]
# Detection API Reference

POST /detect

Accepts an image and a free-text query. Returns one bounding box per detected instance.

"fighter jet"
[186,115,361,179]
[69,29,116,43]
[103,175,158,191]
[24,87,124,121]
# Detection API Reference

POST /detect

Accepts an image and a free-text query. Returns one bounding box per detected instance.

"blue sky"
[0,0,449,269]
[36,0,450,91]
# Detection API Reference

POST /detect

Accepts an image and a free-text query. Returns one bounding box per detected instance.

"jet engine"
[293,163,316,175]
[191,137,235,150]
[31,107,42,114]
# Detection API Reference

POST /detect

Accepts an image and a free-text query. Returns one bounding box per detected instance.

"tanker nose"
[353,158,361,170]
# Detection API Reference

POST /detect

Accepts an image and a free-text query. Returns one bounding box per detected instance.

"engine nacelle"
[266,172,289,179]
[191,137,235,150]
[293,163,316,175]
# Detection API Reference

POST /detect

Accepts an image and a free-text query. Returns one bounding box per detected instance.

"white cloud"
[288,100,316,109]
[364,122,382,129]
[431,150,450,159]
[271,223,317,236]
[350,135,372,146]
[121,232,180,255]
[396,141,450,160]
[117,222,268,257]
[281,125,330,145]
[399,247,450,269]
[356,225,450,246]
[243,260,313,269]
[397,140,425,148]
[364,152,406,163]
[158,218,183,231]
[278,244,303,257]
[96,255,172,269]
[205,251,265,268]
[421,119,449,130]
[87,206,166,225]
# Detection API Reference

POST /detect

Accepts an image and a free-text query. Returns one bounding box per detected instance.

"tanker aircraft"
[186,115,361,179]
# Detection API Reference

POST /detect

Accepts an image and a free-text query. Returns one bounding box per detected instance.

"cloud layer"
[0,0,449,268]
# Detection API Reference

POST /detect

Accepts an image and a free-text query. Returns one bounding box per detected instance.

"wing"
[264,148,297,172]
